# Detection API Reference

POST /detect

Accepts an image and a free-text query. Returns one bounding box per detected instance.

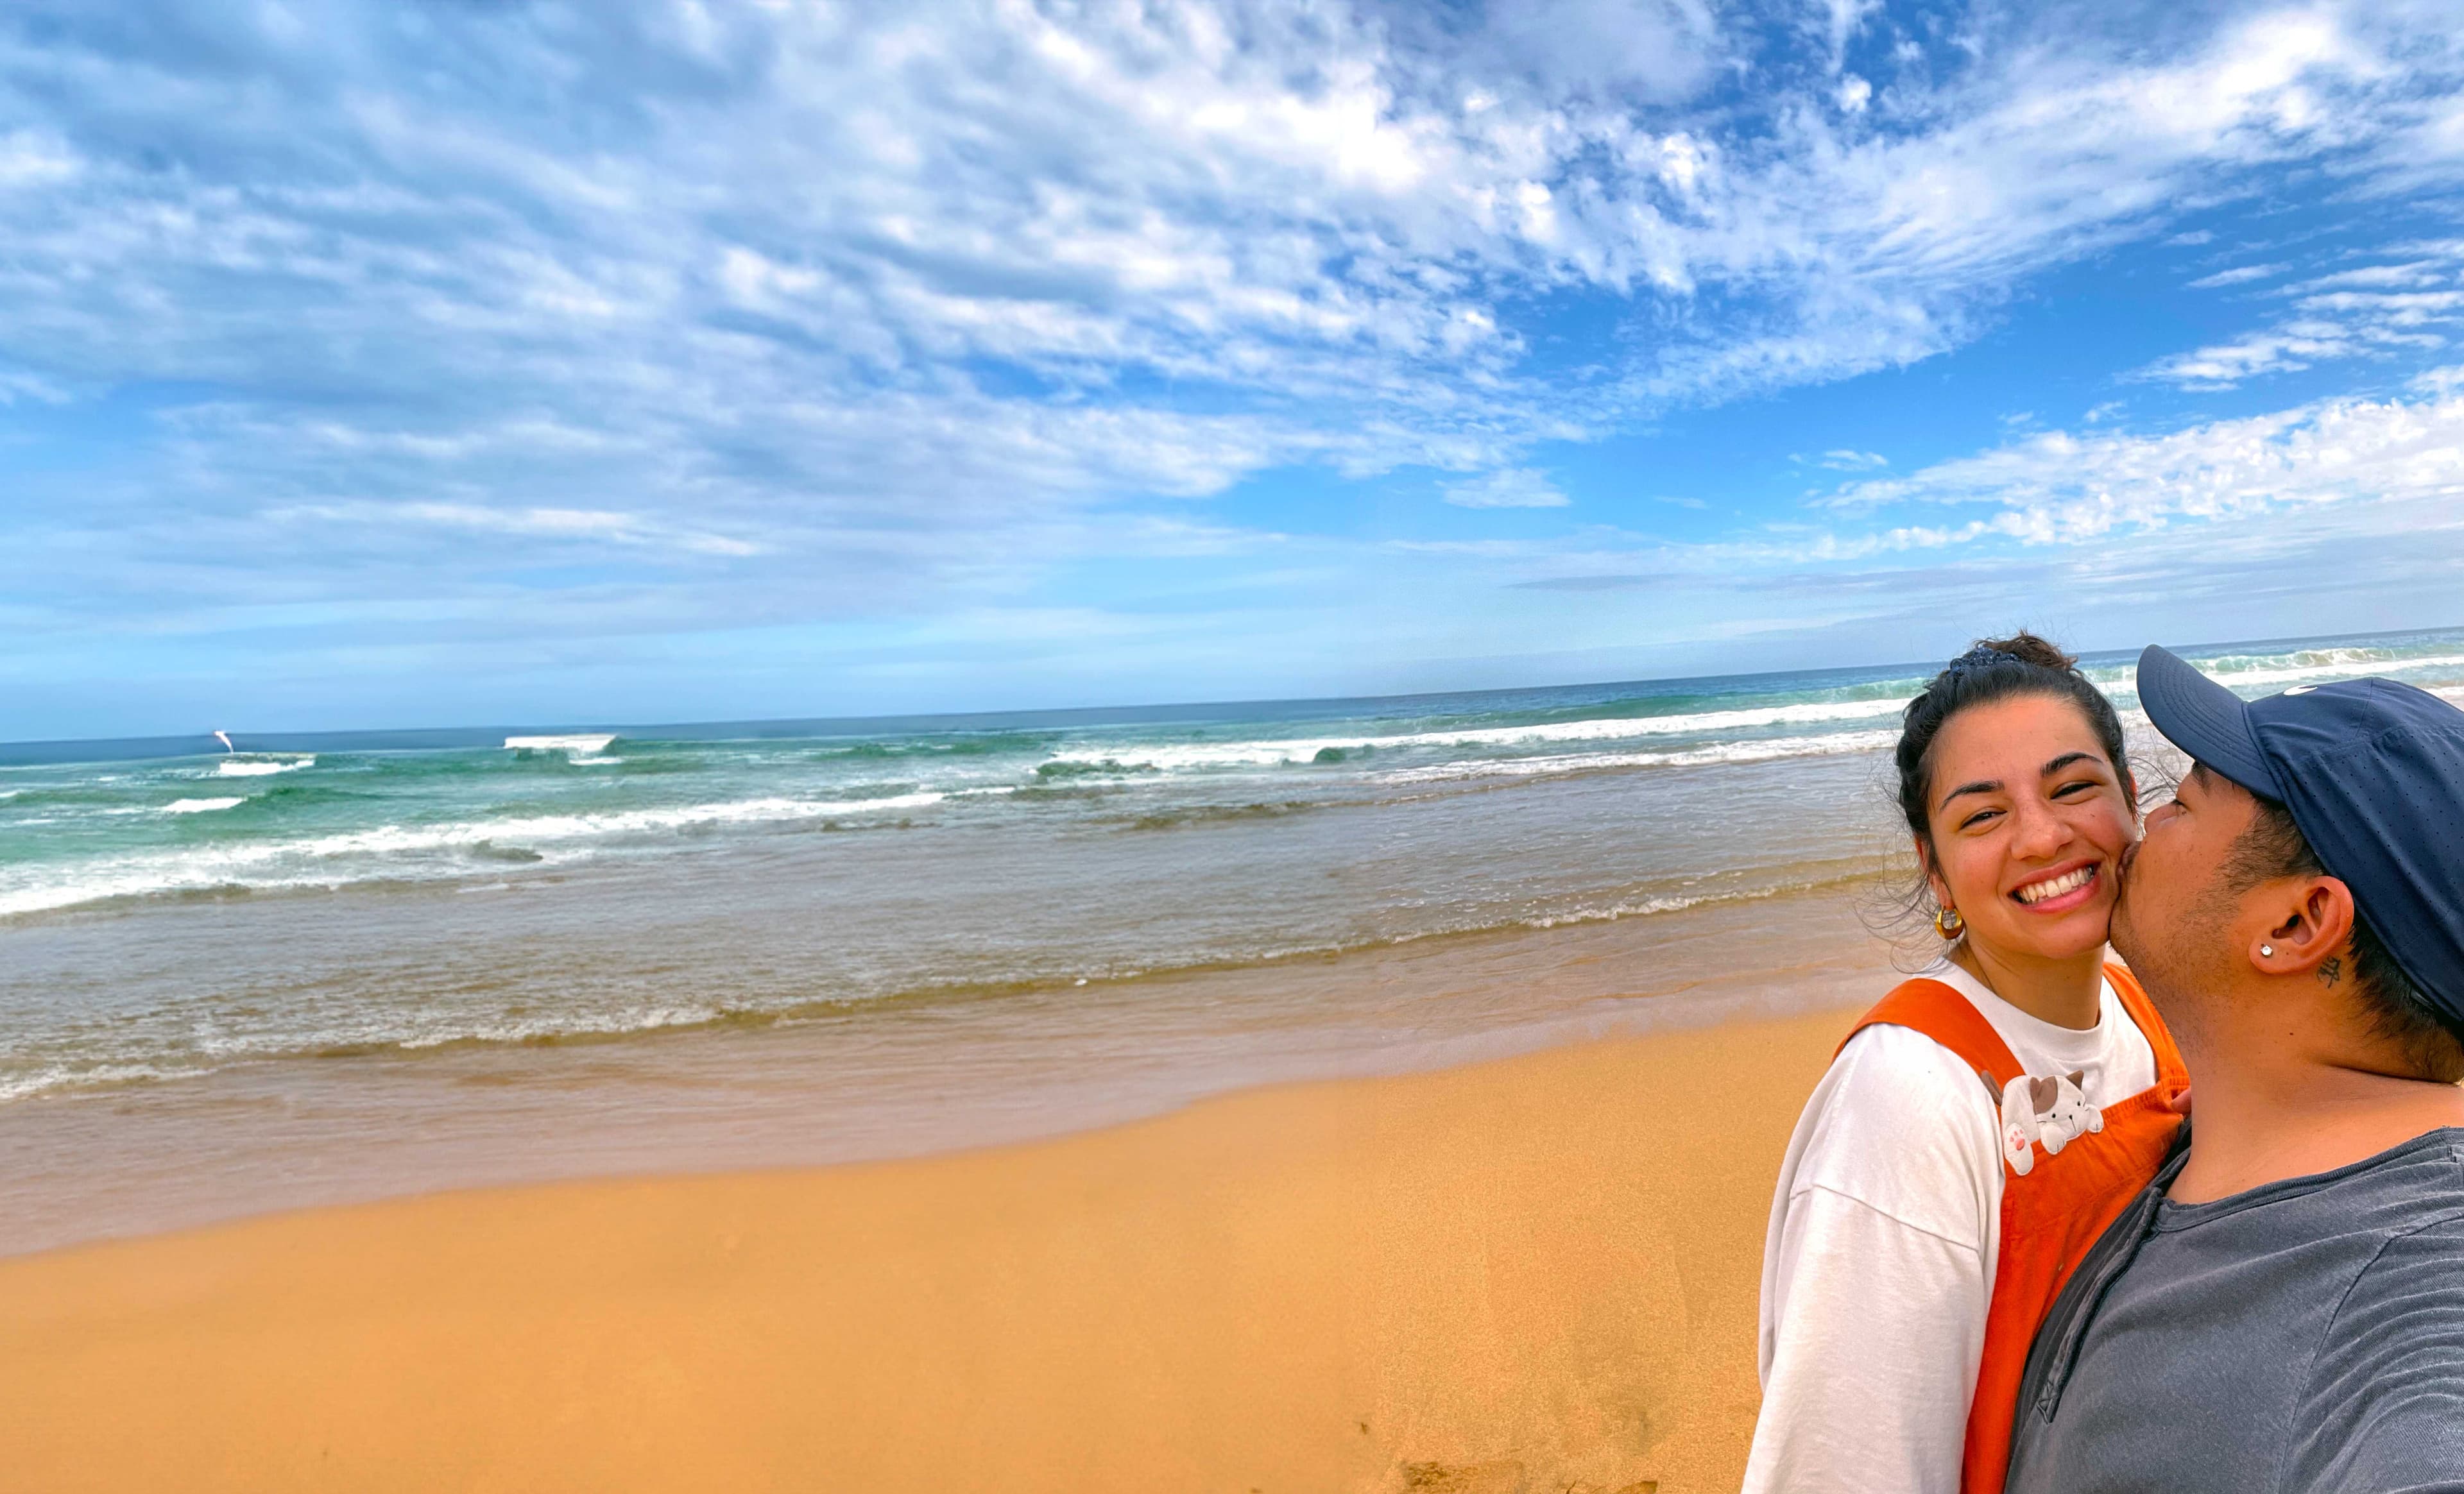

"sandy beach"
[0,997,1860,1494]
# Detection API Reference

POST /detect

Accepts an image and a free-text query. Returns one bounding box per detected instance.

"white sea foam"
[1044,698,1908,774]
[2085,651,2464,706]
[1374,729,1901,785]
[2198,650,2464,691]
[393,1003,725,1049]
[216,756,314,777]
[505,733,617,753]
[0,790,950,919]
[164,797,245,814]
[0,1060,189,1105]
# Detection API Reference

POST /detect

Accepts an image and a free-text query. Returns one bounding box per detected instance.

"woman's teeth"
[2014,865,2096,904]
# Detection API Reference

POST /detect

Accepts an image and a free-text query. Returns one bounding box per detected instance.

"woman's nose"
[2009,799,2067,857]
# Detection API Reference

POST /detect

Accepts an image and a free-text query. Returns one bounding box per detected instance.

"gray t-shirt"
[2006,1127,2464,1494]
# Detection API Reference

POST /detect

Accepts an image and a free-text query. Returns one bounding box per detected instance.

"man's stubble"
[2112,844,2241,1060]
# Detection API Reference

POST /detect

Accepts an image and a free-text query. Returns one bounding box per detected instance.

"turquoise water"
[4,629,2460,1107]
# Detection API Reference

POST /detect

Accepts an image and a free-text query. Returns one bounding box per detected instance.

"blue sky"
[3,0,2463,738]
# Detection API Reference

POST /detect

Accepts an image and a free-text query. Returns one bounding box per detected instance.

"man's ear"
[2250,875,2358,979]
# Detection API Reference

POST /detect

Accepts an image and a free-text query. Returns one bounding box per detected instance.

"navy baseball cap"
[2136,645,2464,1019]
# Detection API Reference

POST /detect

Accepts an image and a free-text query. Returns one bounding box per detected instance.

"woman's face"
[1921,693,2137,965]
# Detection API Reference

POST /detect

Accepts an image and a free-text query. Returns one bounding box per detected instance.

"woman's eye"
[2052,779,2097,798]
[1960,808,2002,831]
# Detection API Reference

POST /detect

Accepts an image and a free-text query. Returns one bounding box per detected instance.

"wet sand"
[0,886,1891,1257]
[0,997,1864,1493]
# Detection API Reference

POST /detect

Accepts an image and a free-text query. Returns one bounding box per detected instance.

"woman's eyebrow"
[2040,751,2100,776]
[1937,777,2003,810]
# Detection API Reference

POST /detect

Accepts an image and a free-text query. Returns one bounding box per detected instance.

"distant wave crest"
[0,790,948,919]
[216,756,315,777]
[1040,697,1908,775]
[1373,729,1901,784]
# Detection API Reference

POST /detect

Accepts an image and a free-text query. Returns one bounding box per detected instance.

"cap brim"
[2136,645,2278,796]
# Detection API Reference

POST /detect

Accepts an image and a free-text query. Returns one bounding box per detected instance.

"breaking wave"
[0,790,949,920]
[216,756,315,777]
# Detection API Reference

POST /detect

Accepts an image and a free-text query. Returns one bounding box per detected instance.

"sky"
[3,0,2463,740]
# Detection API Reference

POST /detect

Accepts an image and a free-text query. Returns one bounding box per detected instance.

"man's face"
[2111,763,2263,1028]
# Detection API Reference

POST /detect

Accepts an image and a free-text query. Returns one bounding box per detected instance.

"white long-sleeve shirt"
[1741,961,2156,1494]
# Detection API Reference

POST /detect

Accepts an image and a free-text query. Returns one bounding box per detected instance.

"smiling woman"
[1743,633,2188,1494]
[1902,637,2140,1030]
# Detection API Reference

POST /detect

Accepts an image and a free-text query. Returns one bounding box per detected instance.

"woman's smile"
[2010,860,2103,914]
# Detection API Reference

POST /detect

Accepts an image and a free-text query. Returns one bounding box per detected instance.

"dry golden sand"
[0,1004,1858,1494]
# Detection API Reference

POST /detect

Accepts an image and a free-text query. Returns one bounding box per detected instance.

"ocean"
[4,627,2461,1250]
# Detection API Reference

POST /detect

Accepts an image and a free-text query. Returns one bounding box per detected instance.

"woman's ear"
[1915,835,1950,908]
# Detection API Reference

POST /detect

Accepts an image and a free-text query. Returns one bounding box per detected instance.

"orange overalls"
[1837,963,2187,1494]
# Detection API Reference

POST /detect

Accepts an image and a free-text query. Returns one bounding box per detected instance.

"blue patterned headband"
[1944,645,2024,675]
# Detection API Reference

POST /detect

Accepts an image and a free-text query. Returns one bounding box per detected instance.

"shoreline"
[0,882,1898,1257]
[0,997,1865,1494]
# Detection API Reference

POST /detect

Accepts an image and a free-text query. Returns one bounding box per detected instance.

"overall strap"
[1837,978,2026,1092]
[2102,962,2187,1087]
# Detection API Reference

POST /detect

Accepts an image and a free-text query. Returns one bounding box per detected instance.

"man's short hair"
[2221,774,2464,1083]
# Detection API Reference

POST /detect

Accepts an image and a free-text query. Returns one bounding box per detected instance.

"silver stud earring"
[2260,944,2275,957]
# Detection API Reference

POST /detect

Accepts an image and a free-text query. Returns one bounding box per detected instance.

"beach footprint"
[1396,1461,1528,1494]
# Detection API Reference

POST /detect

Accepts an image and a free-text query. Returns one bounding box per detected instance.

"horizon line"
[5,622,2454,768]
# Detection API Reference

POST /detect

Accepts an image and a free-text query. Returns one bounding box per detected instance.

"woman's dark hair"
[1895,632,2136,874]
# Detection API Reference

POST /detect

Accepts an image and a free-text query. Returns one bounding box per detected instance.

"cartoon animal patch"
[1994,1070,2103,1176]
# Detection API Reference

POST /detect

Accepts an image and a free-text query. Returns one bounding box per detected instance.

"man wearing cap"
[2004,648,2464,1492]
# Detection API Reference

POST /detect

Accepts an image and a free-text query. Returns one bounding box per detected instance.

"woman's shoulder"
[1824,1017,2004,1123]
[1829,965,2016,1092]
[1785,1015,2006,1221]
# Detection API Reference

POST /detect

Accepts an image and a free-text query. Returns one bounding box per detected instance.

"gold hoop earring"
[1935,906,1965,940]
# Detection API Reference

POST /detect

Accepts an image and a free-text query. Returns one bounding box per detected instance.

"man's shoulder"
[2313,1129,2464,1247]
[2322,1154,2464,1335]
[2293,1169,2464,1491]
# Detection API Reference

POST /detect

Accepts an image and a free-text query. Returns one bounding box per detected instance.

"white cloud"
[1822,368,2464,548]
[0,366,66,405]
[2144,241,2464,386]
[280,502,765,558]
[1816,0,1882,67]
[2187,262,2291,288]
[1450,0,1729,104]
[0,128,76,189]
[1442,468,1573,508]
